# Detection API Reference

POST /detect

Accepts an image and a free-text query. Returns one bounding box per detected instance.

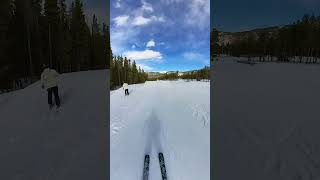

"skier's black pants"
[125,89,129,95]
[47,86,60,107]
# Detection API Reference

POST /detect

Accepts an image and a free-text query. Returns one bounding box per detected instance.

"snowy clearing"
[213,57,320,180]
[0,70,108,180]
[110,80,210,180]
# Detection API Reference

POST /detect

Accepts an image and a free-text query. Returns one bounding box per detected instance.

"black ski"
[143,154,150,180]
[158,152,168,180]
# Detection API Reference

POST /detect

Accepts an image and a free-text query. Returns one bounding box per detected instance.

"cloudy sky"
[110,0,210,72]
[212,0,320,32]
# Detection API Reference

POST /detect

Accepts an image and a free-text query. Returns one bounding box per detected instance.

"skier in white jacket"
[123,82,129,96]
[41,64,61,109]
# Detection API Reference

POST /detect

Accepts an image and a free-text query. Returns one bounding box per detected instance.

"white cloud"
[160,0,184,5]
[115,0,121,8]
[185,0,210,30]
[124,50,163,61]
[151,16,165,22]
[132,16,165,26]
[113,15,129,26]
[146,39,156,47]
[111,26,141,54]
[141,1,154,12]
[132,16,152,26]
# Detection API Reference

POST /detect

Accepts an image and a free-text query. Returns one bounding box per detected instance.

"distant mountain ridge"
[147,69,202,79]
[217,25,293,46]
[211,14,320,63]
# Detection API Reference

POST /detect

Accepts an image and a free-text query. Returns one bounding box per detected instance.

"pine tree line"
[0,0,109,90]
[156,72,179,81]
[149,66,210,81]
[110,56,148,90]
[180,66,210,80]
[210,28,219,62]
[212,14,320,63]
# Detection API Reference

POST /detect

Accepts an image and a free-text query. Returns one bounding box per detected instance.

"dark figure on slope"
[123,82,129,96]
[41,64,61,109]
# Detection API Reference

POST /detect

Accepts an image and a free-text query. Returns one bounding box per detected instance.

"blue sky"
[110,0,210,72]
[211,0,320,32]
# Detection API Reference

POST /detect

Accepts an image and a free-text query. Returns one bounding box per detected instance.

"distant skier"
[41,64,61,109]
[123,82,129,96]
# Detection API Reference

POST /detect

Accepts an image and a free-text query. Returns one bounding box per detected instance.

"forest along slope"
[213,58,320,180]
[110,80,210,180]
[0,70,108,180]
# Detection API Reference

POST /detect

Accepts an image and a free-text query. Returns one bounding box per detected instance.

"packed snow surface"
[213,57,320,180]
[0,70,108,180]
[110,80,210,180]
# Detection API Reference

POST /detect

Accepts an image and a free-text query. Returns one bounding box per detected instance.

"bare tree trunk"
[117,65,120,86]
[125,68,127,83]
[49,24,53,68]
[27,24,34,77]
[307,48,311,64]
[299,48,302,63]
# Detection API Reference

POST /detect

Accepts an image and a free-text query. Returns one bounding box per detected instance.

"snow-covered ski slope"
[111,80,210,180]
[0,70,108,180]
[213,57,320,180]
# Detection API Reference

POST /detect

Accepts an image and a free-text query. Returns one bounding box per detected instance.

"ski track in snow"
[111,80,210,180]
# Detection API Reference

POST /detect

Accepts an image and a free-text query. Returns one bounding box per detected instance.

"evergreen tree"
[58,0,72,72]
[44,0,60,68]
[0,0,13,66]
[212,14,320,64]
[110,56,149,89]
[132,61,138,84]
[70,0,88,70]
[210,28,219,61]
[1,0,109,91]
[105,23,111,69]
[0,0,13,89]
[123,57,129,82]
